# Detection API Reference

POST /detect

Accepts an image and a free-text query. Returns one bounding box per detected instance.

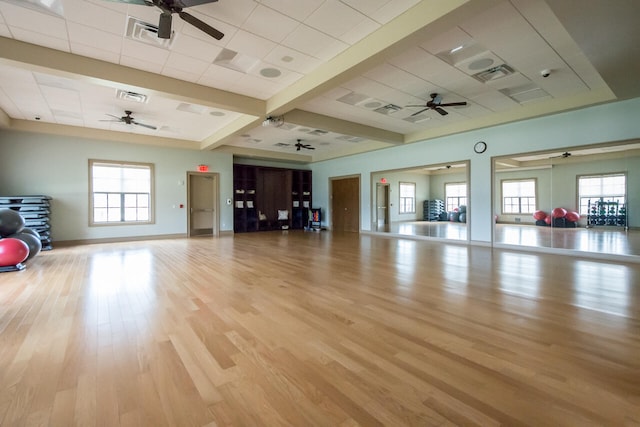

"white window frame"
[399,182,416,214]
[577,173,626,215]
[501,179,537,214]
[445,182,467,212]
[89,159,155,226]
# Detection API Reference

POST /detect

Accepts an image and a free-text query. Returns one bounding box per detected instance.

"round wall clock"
[474,141,487,153]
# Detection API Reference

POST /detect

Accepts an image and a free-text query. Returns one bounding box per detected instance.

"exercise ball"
[8,232,41,261]
[20,227,41,240]
[458,205,467,213]
[551,207,567,218]
[565,211,580,222]
[544,215,552,225]
[533,210,547,220]
[0,209,25,237]
[458,213,466,223]
[0,238,29,267]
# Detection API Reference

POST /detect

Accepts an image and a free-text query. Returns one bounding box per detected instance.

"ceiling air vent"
[126,16,175,49]
[499,83,551,104]
[374,104,402,115]
[116,89,148,103]
[473,64,515,83]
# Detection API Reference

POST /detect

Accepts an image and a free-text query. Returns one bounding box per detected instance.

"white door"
[187,172,219,237]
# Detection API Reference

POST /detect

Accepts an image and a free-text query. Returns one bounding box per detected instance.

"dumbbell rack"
[586,199,628,230]
[0,195,53,250]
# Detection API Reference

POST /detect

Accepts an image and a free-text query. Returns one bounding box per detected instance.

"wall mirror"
[371,161,469,241]
[493,140,639,258]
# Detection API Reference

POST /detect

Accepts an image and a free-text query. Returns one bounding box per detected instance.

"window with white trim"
[502,179,536,214]
[399,182,416,214]
[445,182,467,212]
[89,160,154,225]
[578,173,626,215]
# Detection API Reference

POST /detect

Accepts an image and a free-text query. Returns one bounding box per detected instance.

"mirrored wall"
[493,140,640,258]
[371,161,469,241]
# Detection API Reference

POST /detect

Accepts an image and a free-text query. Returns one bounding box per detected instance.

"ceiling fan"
[108,0,224,40]
[405,93,467,116]
[101,110,157,130]
[550,151,572,159]
[295,139,315,151]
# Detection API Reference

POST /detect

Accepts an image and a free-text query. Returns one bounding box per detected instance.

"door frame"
[186,171,220,237]
[375,182,390,228]
[330,174,361,232]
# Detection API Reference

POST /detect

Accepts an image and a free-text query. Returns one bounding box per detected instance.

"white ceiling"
[0,0,638,163]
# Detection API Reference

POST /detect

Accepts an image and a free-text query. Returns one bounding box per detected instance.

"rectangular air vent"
[500,84,550,104]
[126,16,174,49]
[473,64,515,82]
[308,129,328,136]
[213,49,259,74]
[374,104,402,115]
[116,89,148,103]
[274,142,290,147]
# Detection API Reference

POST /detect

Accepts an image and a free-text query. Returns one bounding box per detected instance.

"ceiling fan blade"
[174,0,218,7]
[439,102,467,107]
[157,12,172,39]
[434,107,448,116]
[411,108,430,117]
[133,121,157,130]
[178,11,224,40]
[307,146,315,150]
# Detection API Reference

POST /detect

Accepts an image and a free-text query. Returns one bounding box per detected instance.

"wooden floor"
[375,221,640,257]
[1,231,639,426]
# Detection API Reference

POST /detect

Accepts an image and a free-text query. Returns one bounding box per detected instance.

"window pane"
[399,183,415,213]
[90,160,153,225]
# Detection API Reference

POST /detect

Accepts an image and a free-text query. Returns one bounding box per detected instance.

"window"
[89,160,154,225]
[502,179,536,214]
[445,182,467,212]
[399,182,415,214]
[578,173,626,215]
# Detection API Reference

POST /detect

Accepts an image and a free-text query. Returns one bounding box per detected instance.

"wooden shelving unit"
[233,165,311,233]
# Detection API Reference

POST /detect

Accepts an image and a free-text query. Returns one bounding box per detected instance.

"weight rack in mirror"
[0,195,53,250]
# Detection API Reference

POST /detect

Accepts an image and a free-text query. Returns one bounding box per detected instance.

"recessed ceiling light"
[281,55,294,63]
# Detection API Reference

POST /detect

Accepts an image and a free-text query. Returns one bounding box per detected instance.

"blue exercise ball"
[0,208,25,237]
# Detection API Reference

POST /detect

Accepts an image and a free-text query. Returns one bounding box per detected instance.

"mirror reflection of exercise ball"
[0,208,25,236]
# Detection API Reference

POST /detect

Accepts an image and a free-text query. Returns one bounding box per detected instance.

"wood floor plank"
[1,231,639,425]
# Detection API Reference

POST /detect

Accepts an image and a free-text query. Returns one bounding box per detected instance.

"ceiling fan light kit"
[405,93,468,117]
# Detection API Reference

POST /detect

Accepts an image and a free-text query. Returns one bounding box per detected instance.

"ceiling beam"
[200,116,262,151]
[284,109,403,145]
[0,37,265,116]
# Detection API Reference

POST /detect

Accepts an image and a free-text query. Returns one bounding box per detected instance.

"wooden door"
[187,172,219,237]
[331,176,360,232]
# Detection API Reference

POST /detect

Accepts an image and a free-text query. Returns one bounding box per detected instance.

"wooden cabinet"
[233,165,311,232]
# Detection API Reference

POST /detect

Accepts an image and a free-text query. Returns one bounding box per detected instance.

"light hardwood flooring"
[1,231,639,426]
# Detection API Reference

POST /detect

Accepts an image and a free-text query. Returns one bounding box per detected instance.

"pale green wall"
[429,171,467,203]
[0,130,234,241]
[311,97,640,243]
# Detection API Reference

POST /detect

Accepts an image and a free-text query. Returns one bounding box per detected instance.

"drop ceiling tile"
[41,86,82,113]
[249,62,303,86]
[67,22,123,54]
[169,33,223,63]
[177,10,235,47]
[61,0,125,36]
[226,29,277,60]
[0,22,10,37]
[341,0,390,16]
[121,39,170,66]
[263,45,321,74]
[363,63,430,95]
[200,0,256,27]
[8,27,70,51]
[340,17,379,45]
[419,26,474,55]
[0,88,22,118]
[305,1,367,39]
[164,52,210,76]
[0,2,68,39]
[258,0,323,21]
[243,5,299,43]
[314,37,349,61]
[370,0,420,24]
[281,24,334,57]
[197,63,245,91]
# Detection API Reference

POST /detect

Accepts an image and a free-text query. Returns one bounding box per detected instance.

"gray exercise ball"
[8,232,42,261]
[0,208,25,237]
